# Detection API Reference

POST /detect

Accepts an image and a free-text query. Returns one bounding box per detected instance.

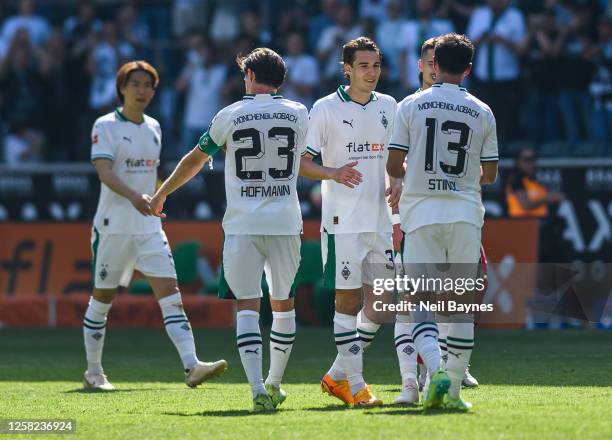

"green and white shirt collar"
[242,93,283,100]
[431,83,468,92]
[115,107,145,125]
[336,85,378,106]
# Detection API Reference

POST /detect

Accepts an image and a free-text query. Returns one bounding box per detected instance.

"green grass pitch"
[1,327,611,439]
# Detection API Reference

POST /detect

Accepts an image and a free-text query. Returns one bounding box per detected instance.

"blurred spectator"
[63,0,100,160]
[238,10,271,47]
[317,3,363,91]
[86,21,134,112]
[557,2,597,146]
[506,147,565,218]
[0,0,50,60]
[210,2,241,45]
[0,30,45,128]
[467,0,526,143]
[116,1,151,60]
[523,9,564,144]
[274,6,311,49]
[591,17,612,146]
[176,35,227,154]
[173,0,208,38]
[359,0,391,23]
[376,0,405,97]
[63,0,102,44]
[439,0,477,33]
[399,0,454,92]
[39,30,69,161]
[309,0,338,51]
[282,32,319,109]
[3,119,45,165]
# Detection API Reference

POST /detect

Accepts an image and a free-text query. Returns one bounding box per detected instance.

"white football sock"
[237,310,265,397]
[83,297,111,374]
[446,315,474,399]
[437,315,449,368]
[159,292,199,370]
[357,309,381,351]
[266,310,296,387]
[411,321,441,376]
[395,315,417,387]
[333,312,365,395]
[326,355,346,381]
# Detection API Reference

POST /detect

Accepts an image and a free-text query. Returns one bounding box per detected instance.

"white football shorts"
[220,235,301,300]
[91,228,176,289]
[321,231,395,290]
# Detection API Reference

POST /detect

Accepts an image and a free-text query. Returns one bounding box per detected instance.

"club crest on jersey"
[341,261,351,280]
[99,264,108,281]
[380,111,388,129]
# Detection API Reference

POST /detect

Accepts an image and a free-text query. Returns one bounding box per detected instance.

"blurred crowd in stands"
[1,0,611,165]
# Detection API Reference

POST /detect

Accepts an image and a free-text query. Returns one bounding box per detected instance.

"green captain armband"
[198,131,221,155]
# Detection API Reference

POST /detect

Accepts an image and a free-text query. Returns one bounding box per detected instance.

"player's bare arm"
[299,153,363,188]
[386,176,402,208]
[386,150,407,179]
[93,158,152,216]
[150,146,210,217]
[479,161,498,185]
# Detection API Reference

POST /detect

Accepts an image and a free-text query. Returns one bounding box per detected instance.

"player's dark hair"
[434,33,474,75]
[236,47,287,89]
[342,37,381,79]
[116,60,159,103]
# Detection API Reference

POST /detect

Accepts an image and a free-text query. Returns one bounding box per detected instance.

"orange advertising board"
[0,220,538,297]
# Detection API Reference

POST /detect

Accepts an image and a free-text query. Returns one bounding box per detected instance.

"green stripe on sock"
[447,336,474,343]
[270,330,296,338]
[413,321,437,332]
[236,332,261,340]
[357,328,376,336]
[334,331,356,338]
[84,316,104,325]
[164,314,186,320]
[394,333,411,340]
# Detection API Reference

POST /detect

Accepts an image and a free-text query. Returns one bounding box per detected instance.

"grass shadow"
[64,388,165,394]
[163,410,293,417]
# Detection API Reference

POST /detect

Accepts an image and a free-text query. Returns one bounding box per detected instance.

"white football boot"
[462,366,479,388]
[83,371,115,391]
[185,360,228,388]
[393,379,420,405]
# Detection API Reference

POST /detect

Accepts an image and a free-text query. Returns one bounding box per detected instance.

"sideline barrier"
[0,295,234,328]
[0,219,537,328]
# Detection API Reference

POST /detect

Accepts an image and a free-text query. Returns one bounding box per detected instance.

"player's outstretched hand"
[385,183,402,208]
[149,193,167,218]
[130,193,153,216]
[333,161,362,188]
[392,223,402,253]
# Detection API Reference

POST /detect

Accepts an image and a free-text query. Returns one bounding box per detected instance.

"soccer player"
[415,36,481,391]
[150,48,308,412]
[84,61,227,391]
[387,33,498,410]
[300,37,401,407]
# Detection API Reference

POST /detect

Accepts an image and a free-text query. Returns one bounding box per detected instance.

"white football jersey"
[304,86,397,234]
[390,83,499,234]
[198,93,308,235]
[91,108,162,234]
